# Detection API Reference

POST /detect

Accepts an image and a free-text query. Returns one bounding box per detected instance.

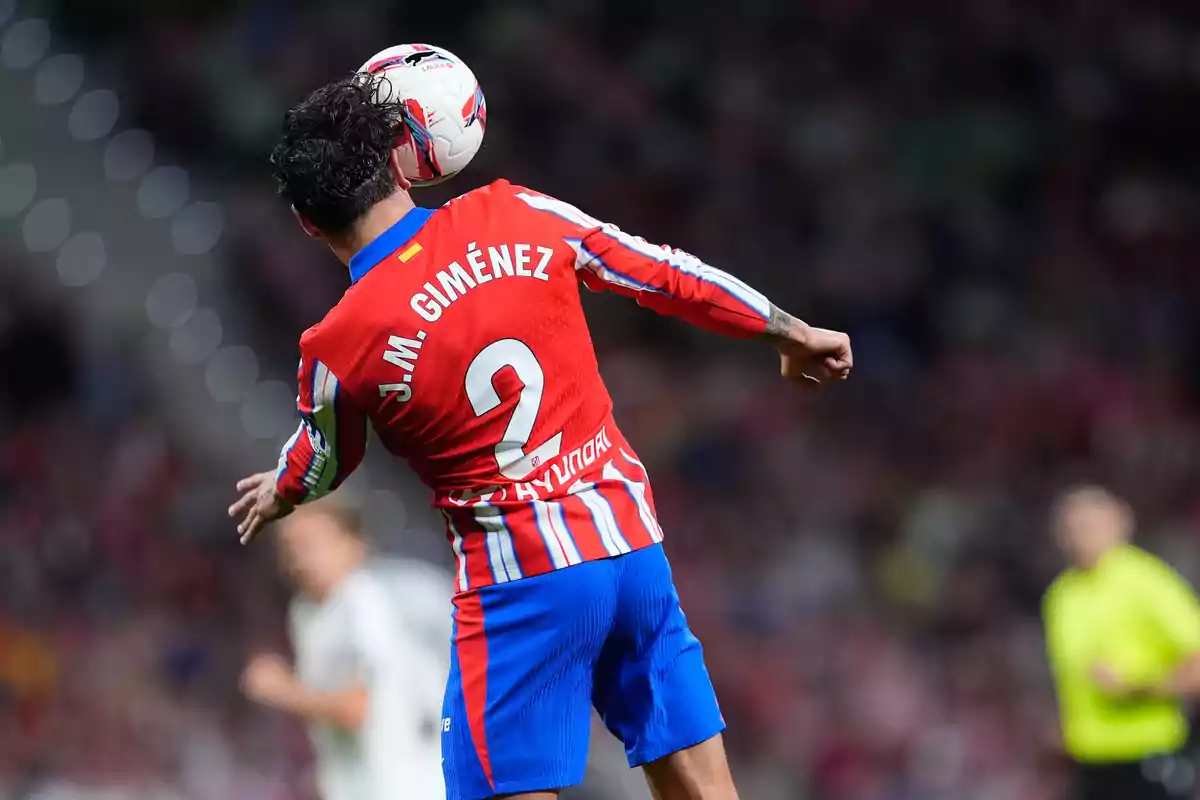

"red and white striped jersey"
[275,180,772,593]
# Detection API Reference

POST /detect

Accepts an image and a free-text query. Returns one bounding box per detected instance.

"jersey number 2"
[465,339,563,480]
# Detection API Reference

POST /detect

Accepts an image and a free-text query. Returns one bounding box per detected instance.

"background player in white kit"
[240,499,451,800]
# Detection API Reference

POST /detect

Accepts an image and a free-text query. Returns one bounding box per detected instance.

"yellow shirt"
[1043,544,1200,762]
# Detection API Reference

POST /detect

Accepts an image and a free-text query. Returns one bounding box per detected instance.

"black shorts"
[1073,753,1194,800]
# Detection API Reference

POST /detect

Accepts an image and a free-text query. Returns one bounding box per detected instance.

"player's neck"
[330,192,418,267]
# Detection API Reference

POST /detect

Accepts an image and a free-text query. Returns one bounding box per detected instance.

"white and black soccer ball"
[359,44,486,187]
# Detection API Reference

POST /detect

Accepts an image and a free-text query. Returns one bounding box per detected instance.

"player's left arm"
[577,231,854,386]
[514,190,851,387]
[230,348,368,544]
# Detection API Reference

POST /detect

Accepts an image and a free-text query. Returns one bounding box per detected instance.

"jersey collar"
[348,206,434,284]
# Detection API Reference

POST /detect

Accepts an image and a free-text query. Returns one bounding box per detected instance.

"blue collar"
[348,206,435,284]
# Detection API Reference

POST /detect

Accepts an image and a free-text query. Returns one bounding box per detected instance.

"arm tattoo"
[762,304,804,342]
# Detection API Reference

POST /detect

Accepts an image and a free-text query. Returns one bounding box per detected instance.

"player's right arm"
[514,190,852,386]
[230,341,368,544]
[273,350,368,505]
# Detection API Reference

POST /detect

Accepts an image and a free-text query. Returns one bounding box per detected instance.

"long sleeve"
[514,190,772,338]
[275,352,368,505]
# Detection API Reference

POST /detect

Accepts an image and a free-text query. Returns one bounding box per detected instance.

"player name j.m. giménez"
[376,240,554,404]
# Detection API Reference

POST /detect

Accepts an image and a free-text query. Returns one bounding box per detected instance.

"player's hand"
[241,653,298,707]
[777,325,853,388]
[1090,663,1156,700]
[229,470,294,545]
[1091,663,1128,696]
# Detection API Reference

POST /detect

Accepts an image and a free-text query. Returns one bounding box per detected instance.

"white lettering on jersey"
[512,426,613,500]
[436,261,477,301]
[408,242,552,327]
[534,246,553,280]
[378,332,426,403]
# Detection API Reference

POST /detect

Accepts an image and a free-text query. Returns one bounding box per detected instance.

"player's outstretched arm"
[761,305,853,388]
[512,191,852,386]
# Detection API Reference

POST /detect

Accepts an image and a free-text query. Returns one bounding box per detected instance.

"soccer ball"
[359,44,486,187]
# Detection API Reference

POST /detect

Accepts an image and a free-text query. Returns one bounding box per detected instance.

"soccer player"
[1044,486,1200,800]
[240,498,450,800]
[229,73,852,800]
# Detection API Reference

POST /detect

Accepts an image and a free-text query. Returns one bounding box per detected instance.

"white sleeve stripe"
[515,191,602,228]
[309,360,340,497]
[568,238,663,294]
[564,237,599,270]
[520,190,770,318]
[282,358,341,499]
[598,228,772,318]
[314,358,339,405]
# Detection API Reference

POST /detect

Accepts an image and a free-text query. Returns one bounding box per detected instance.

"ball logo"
[402,50,451,68]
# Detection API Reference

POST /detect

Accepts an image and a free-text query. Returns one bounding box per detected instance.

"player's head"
[1051,485,1134,568]
[269,72,412,241]
[276,497,368,598]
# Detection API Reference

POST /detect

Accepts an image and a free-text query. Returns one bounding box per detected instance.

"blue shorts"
[440,544,724,800]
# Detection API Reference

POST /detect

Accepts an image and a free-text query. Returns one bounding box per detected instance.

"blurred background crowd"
[3,0,1200,798]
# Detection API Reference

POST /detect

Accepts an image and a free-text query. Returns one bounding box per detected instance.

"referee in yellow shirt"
[1044,486,1200,799]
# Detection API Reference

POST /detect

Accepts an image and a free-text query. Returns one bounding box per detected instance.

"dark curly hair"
[269,73,402,236]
